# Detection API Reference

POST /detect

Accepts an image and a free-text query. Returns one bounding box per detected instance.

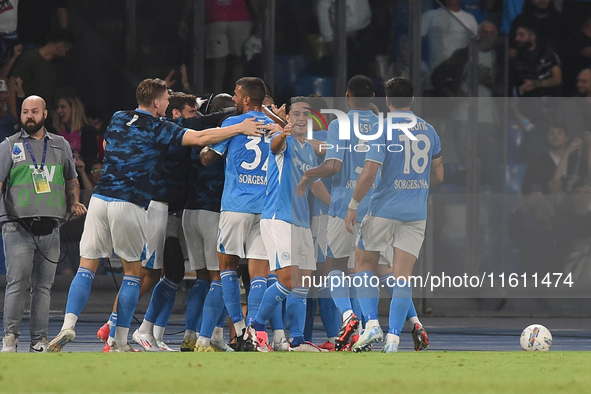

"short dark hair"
[286,96,308,116]
[85,106,104,121]
[384,77,414,108]
[547,121,566,133]
[346,75,374,108]
[136,78,168,107]
[165,91,197,118]
[48,28,75,45]
[515,19,538,37]
[236,77,266,107]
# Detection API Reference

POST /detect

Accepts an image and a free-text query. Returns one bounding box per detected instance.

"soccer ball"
[520,324,552,351]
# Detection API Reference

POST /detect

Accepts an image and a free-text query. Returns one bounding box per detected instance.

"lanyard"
[23,136,48,171]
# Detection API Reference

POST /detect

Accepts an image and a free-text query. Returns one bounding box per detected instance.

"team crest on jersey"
[12,143,25,163]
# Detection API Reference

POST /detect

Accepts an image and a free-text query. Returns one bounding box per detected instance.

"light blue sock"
[155,289,176,328]
[380,274,418,321]
[286,287,310,344]
[246,277,267,325]
[216,306,228,328]
[185,278,209,331]
[116,275,141,329]
[357,270,379,321]
[318,286,340,338]
[109,312,118,338]
[267,274,285,330]
[388,283,412,336]
[220,270,243,323]
[199,280,224,338]
[253,281,291,331]
[328,270,352,315]
[65,267,95,316]
[350,284,364,325]
[144,277,179,323]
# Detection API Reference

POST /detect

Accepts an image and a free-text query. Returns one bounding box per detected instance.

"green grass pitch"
[1,352,590,393]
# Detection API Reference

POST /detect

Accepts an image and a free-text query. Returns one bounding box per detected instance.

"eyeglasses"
[90,169,101,173]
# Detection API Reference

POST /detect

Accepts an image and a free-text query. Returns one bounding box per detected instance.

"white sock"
[184,329,196,341]
[385,333,400,345]
[114,327,129,347]
[154,325,165,342]
[62,313,78,331]
[273,329,286,344]
[366,319,380,329]
[408,316,421,327]
[138,319,154,334]
[212,327,224,341]
[234,320,246,335]
[328,336,337,344]
[342,310,353,322]
[198,337,211,347]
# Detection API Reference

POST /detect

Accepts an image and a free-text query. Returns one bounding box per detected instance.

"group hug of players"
[45,73,443,353]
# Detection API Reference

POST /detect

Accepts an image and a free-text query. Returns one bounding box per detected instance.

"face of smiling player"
[154,89,170,117]
[287,101,311,141]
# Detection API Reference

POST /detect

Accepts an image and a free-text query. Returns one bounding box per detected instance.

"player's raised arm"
[344,160,381,234]
[181,117,267,146]
[270,123,290,154]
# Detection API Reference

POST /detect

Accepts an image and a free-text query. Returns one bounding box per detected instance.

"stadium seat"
[295,76,335,97]
[274,55,310,92]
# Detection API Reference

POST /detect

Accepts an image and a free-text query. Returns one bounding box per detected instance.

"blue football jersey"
[309,129,331,217]
[365,111,441,221]
[210,111,274,214]
[94,109,188,209]
[262,135,317,228]
[325,109,380,219]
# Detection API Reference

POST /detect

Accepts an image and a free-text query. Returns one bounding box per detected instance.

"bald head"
[22,95,47,111]
[210,93,235,113]
[21,95,48,137]
[479,21,498,37]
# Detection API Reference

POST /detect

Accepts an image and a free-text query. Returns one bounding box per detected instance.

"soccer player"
[47,78,267,352]
[180,94,237,353]
[298,75,380,351]
[131,92,200,352]
[344,77,443,353]
[249,96,331,351]
[200,77,277,351]
[96,92,220,352]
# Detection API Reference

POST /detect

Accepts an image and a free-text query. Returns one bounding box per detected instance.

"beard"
[22,116,46,135]
[532,4,548,15]
[517,41,533,51]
